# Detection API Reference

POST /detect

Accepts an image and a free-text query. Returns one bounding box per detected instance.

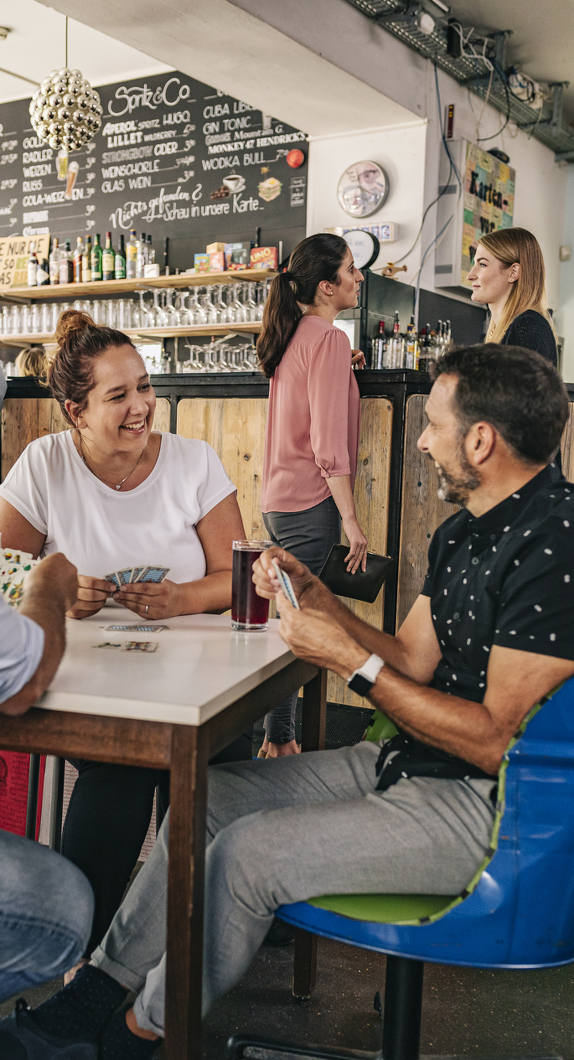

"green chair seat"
[308,892,456,924]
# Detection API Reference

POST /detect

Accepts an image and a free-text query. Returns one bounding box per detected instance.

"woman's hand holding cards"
[113,578,183,620]
[66,575,116,619]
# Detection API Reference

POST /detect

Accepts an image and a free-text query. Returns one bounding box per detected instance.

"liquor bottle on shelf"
[146,234,154,263]
[102,232,114,281]
[418,324,433,373]
[115,234,126,280]
[59,241,74,284]
[82,236,92,283]
[136,232,147,278]
[73,236,84,283]
[91,234,103,281]
[37,255,50,286]
[445,319,452,349]
[372,320,386,370]
[49,237,60,285]
[390,310,404,369]
[27,243,38,287]
[405,314,417,369]
[126,229,138,280]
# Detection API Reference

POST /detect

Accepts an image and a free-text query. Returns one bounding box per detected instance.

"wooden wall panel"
[329,398,393,707]
[153,397,170,435]
[176,398,268,539]
[396,394,458,629]
[1,396,171,481]
[561,402,574,483]
[1,398,69,480]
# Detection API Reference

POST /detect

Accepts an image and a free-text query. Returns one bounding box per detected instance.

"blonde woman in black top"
[467,227,558,367]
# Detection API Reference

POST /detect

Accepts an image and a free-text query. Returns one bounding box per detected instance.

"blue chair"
[227,678,574,1060]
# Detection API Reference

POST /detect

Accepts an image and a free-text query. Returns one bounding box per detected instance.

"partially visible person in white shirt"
[0,553,95,1018]
[0,309,247,970]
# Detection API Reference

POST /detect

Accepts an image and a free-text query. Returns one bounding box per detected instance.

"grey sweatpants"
[91,741,495,1036]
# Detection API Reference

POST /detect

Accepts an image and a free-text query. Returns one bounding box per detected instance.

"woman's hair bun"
[55,309,95,348]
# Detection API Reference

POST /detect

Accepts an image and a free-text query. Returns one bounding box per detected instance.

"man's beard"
[433,443,480,505]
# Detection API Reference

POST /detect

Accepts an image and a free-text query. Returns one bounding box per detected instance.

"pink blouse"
[261,315,361,513]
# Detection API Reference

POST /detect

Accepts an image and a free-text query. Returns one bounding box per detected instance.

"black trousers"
[62,729,253,955]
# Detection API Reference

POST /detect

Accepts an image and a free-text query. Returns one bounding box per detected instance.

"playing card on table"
[103,623,171,632]
[134,566,170,583]
[120,641,159,652]
[93,642,122,649]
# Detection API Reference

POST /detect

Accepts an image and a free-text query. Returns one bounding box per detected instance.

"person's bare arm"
[0,498,46,557]
[115,492,245,620]
[253,545,442,685]
[274,593,574,775]
[0,553,78,716]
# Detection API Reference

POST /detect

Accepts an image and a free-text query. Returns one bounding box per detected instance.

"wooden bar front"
[3,372,574,710]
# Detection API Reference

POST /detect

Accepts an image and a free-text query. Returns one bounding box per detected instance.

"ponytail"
[256,233,348,378]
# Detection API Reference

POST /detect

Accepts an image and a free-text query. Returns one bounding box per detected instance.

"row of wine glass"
[0,281,271,336]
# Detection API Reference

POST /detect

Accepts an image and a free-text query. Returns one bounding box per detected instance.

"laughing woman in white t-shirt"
[0,310,246,966]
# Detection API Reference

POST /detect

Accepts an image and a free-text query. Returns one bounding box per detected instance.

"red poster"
[0,751,46,839]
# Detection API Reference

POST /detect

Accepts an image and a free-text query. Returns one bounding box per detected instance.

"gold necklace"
[76,430,145,490]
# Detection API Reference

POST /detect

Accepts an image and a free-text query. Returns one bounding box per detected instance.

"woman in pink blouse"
[258,233,367,756]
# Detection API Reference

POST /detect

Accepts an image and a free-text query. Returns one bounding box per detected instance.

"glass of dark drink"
[231,540,272,631]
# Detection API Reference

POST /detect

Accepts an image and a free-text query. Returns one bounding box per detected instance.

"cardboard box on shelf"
[206,242,226,254]
[250,247,278,270]
[209,251,226,272]
[224,241,254,268]
[194,253,211,274]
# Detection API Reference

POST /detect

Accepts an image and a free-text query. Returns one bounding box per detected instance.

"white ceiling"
[446,0,574,123]
[30,0,417,136]
[0,0,171,102]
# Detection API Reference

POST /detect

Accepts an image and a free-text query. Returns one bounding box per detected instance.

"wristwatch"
[347,654,385,696]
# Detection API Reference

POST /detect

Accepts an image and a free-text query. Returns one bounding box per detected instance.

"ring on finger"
[145,604,149,614]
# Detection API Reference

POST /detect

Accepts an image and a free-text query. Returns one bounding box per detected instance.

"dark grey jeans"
[262,496,341,743]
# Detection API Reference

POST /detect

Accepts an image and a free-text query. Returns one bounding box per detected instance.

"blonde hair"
[15,346,47,378]
[477,228,554,344]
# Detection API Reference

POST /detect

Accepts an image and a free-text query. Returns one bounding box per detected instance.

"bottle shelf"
[0,270,276,302]
[0,322,263,347]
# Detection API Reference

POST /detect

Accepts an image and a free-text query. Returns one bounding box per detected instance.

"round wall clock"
[337,160,389,218]
[343,230,380,270]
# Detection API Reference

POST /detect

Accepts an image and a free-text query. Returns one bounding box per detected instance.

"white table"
[0,608,326,1059]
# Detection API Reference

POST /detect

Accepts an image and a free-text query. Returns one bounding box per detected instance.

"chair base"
[226,1037,561,1060]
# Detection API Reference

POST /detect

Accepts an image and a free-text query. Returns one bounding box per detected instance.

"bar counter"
[3,371,574,708]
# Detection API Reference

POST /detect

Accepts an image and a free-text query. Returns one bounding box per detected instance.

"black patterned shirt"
[376,463,574,790]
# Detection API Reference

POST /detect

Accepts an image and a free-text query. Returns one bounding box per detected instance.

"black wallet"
[318,544,393,603]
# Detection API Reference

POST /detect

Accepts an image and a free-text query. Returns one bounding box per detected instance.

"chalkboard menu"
[0,70,308,265]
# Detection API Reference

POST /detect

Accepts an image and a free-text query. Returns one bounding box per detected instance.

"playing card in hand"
[104,565,170,587]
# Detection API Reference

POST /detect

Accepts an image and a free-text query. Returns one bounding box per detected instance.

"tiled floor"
[3,934,574,1058]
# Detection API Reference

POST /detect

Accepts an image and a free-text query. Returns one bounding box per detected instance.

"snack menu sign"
[0,70,307,252]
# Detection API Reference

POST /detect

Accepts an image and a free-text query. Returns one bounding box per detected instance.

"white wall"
[306,122,427,278]
[558,165,574,382]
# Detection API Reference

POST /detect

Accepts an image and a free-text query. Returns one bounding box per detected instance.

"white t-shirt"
[0,595,44,705]
[0,431,236,583]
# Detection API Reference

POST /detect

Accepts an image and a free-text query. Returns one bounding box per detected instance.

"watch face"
[337,160,389,218]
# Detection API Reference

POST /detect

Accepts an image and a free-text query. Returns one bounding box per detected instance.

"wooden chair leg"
[292,928,317,998]
[25,753,41,840]
[48,756,65,852]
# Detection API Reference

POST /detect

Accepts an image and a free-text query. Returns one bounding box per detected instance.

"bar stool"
[228,678,574,1060]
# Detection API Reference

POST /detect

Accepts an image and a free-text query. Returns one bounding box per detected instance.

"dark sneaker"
[0,999,97,1059]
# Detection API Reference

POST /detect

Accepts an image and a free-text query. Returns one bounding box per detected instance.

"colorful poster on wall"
[460,142,515,288]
